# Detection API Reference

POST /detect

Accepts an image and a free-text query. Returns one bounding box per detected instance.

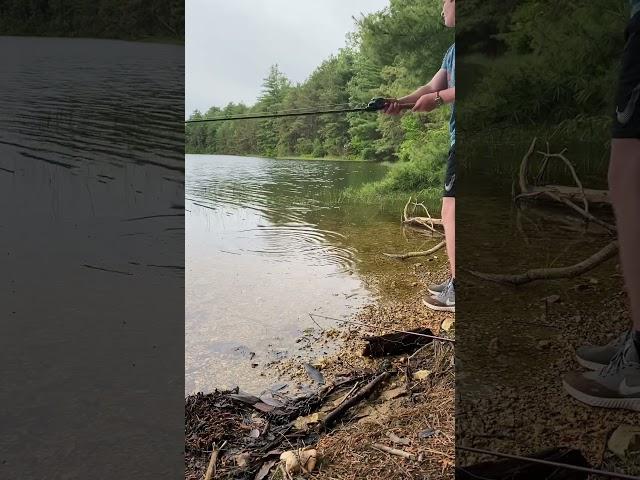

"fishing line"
[192,102,355,120]
[456,446,640,480]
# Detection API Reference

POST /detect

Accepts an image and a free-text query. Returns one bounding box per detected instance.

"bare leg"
[608,138,640,330]
[442,197,455,278]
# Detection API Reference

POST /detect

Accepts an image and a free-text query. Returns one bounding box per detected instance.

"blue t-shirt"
[441,44,455,147]
[632,0,640,17]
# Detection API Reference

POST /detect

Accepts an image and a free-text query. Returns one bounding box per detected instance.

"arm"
[412,86,455,113]
[383,69,448,114]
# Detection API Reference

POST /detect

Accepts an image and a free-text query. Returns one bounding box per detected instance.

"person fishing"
[383,0,456,313]
[563,0,640,411]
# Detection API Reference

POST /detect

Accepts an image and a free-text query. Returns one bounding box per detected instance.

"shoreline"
[185,247,455,479]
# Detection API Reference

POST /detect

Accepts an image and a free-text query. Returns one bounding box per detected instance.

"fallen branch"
[372,443,416,460]
[320,372,391,430]
[543,191,615,233]
[468,241,618,286]
[535,146,589,212]
[383,241,445,260]
[402,196,444,234]
[518,185,610,206]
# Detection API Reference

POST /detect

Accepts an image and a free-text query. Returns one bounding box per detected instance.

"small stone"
[544,295,561,304]
[537,340,551,350]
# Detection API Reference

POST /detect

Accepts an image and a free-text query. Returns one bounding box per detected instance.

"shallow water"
[457,140,616,396]
[185,155,439,394]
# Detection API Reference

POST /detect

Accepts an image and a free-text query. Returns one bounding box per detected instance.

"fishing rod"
[457,446,640,480]
[184,97,414,123]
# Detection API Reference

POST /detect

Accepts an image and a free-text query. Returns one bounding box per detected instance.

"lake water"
[185,155,436,394]
[1,37,184,478]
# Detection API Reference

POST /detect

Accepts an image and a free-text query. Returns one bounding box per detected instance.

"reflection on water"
[0,37,183,174]
[186,155,431,394]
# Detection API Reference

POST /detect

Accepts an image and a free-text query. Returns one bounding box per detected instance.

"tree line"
[0,0,184,40]
[186,0,453,165]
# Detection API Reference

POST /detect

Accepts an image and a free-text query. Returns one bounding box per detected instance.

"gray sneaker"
[422,279,455,312]
[427,278,450,296]
[563,336,640,411]
[575,330,631,370]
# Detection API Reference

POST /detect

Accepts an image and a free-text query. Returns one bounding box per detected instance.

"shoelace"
[612,329,632,348]
[437,278,454,302]
[601,340,635,377]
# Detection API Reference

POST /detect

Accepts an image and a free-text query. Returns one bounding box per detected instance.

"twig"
[468,241,618,286]
[204,441,226,480]
[544,190,615,232]
[308,313,325,332]
[383,241,445,259]
[320,372,391,430]
[82,264,133,276]
[334,381,360,408]
[372,443,416,460]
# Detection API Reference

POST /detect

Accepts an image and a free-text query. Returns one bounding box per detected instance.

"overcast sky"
[186,0,390,117]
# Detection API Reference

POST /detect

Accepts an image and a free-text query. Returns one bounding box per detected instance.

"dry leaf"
[413,370,432,381]
[293,412,327,431]
[441,317,455,332]
[304,363,325,384]
[608,424,640,459]
[387,432,411,446]
[254,460,276,480]
[234,452,251,469]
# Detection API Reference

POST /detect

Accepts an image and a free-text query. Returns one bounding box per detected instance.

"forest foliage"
[458,0,628,141]
[187,0,628,197]
[186,0,453,200]
[0,0,184,40]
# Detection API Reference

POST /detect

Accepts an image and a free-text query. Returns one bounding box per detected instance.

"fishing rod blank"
[457,446,640,480]
[184,97,414,123]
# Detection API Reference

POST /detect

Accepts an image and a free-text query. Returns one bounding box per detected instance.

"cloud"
[186,0,389,116]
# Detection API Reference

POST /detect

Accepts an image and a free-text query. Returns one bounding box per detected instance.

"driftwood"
[522,185,609,205]
[516,138,610,207]
[320,372,391,430]
[362,328,434,357]
[383,240,445,260]
[456,447,589,480]
[469,241,618,286]
[470,138,618,285]
[402,197,444,235]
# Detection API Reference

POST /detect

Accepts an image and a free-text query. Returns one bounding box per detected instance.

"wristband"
[435,91,444,107]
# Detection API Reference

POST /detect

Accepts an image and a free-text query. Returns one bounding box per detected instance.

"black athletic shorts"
[443,146,455,198]
[612,12,640,139]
